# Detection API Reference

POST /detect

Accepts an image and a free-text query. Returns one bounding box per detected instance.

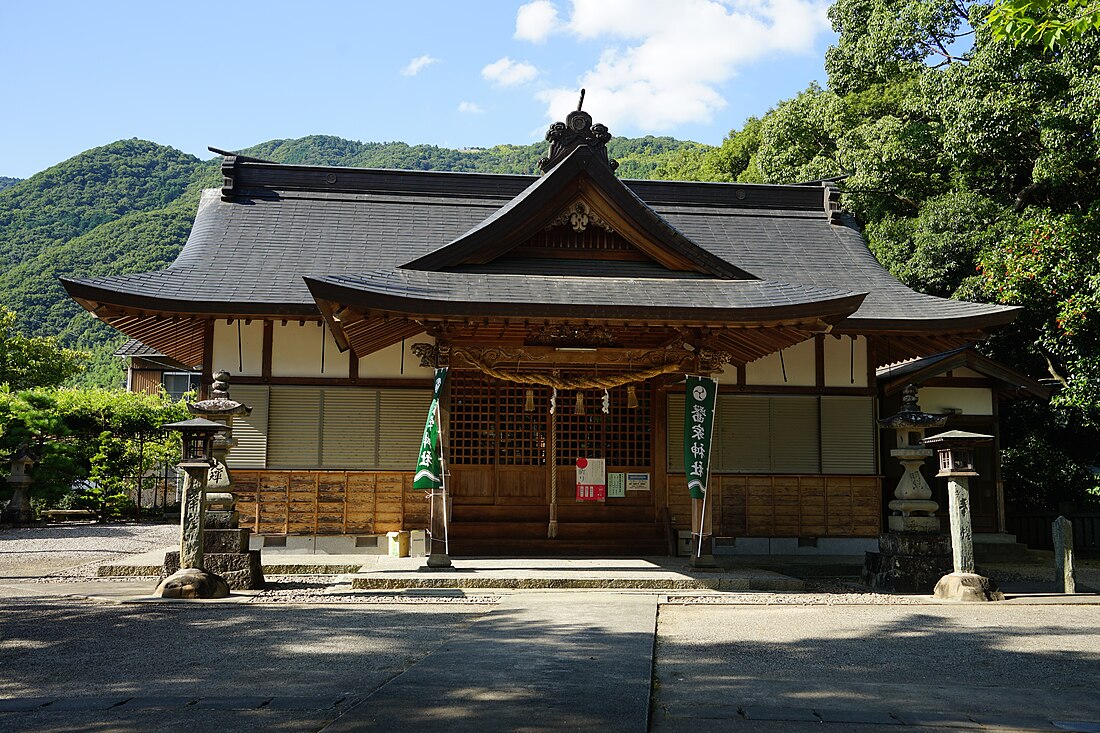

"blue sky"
[1,1,838,179]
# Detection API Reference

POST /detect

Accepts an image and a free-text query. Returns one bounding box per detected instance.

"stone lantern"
[155,417,230,599]
[879,385,947,533]
[2,446,36,525]
[923,430,1004,602]
[176,371,263,591]
[861,385,952,593]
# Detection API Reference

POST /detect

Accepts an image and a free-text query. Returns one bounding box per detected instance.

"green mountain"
[0,133,707,387]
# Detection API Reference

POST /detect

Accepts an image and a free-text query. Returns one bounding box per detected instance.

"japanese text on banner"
[683,375,717,499]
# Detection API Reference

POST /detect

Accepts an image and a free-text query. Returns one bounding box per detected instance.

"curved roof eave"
[304,271,867,326]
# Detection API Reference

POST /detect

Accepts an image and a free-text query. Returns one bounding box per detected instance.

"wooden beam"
[262,320,273,382]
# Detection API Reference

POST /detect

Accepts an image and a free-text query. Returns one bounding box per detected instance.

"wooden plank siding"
[666,473,881,537]
[233,470,428,535]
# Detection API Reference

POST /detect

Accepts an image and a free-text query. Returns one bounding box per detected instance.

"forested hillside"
[0,177,20,192]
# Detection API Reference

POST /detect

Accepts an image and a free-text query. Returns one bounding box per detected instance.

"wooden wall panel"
[403,473,430,527]
[345,473,376,534]
[130,370,162,396]
[230,470,418,535]
[450,466,495,503]
[373,473,405,532]
[667,473,882,538]
[233,471,260,531]
[665,474,693,530]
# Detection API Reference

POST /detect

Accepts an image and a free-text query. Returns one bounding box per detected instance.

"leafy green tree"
[0,306,87,390]
[1,386,186,517]
[986,0,1100,49]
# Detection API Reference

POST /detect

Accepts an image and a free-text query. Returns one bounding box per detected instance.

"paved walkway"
[2,589,1100,731]
[327,591,658,732]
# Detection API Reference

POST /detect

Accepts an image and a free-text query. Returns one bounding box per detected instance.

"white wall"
[271,321,350,378]
[212,320,264,377]
[359,335,435,379]
[917,386,994,416]
[824,335,868,388]
[745,338,816,386]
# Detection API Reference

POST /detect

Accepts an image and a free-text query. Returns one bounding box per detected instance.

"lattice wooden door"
[448,372,653,508]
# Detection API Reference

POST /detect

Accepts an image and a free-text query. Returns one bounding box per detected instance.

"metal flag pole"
[436,397,450,555]
[696,375,717,559]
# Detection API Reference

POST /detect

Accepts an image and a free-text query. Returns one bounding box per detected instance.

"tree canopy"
[0,305,86,391]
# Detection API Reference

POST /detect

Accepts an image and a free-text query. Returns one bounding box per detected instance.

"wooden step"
[451,504,656,523]
[449,537,670,557]
[450,521,664,541]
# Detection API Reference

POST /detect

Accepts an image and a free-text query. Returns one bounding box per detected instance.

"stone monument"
[925,430,1004,602]
[155,417,231,599]
[1053,515,1076,594]
[162,371,263,590]
[862,386,952,593]
[1,446,36,526]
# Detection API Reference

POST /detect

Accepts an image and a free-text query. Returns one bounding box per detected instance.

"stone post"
[927,430,1004,602]
[947,477,975,575]
[178,466,208,570]
[1053,516,1076,594]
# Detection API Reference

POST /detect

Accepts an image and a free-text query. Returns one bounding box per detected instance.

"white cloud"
[401,54,438,77]
[515,0,560,43]
[528,0,832,131]
[458,101,484,114]
[482,57,540,87]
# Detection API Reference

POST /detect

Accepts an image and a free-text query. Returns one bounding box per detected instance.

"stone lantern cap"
[921,430,993,447]
[187,399,252,417]
[187,370,252,418]
[4,445,36,465]
[162,417,227,433]
[878,384,947,431]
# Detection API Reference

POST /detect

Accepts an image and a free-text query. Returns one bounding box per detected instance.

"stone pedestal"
[934,572,1004,602]
[1,483,33,525]
[164,548,263,590]
[863,533,953,593]
[157,568,230,599]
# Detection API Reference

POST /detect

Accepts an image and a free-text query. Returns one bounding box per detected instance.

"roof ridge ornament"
[538,89,619,175]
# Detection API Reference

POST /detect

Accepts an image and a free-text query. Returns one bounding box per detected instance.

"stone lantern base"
[862,533,953,594]
[155,568,230,599]
[933,572,1005,602]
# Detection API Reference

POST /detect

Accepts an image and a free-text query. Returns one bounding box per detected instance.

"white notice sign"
[607,472,626,498]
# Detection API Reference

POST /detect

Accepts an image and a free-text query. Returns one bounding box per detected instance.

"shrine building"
[61,106,1041,556]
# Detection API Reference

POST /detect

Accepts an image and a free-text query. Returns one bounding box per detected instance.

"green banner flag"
[683,375,717,500]
[413,368,449,490]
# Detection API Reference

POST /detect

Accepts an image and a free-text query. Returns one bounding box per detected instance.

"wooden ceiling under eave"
[96,311,207,369]
[864,332,982,369]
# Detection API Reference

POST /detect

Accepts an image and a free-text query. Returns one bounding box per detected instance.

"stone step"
[974,542,1031,562]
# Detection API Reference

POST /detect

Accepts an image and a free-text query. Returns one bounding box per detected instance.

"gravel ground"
[0,523,176,578]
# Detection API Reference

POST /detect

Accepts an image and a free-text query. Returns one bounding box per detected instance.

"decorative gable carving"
[547,200,615,234]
